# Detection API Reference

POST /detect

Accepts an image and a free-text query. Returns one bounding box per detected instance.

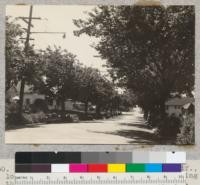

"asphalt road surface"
[5,107,156,144]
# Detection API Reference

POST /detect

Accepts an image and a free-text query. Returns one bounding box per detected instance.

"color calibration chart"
[13,152,186,185]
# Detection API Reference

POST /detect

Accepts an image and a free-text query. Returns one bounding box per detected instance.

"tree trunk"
[96,105,101,116]
[160,100,167,118]
[85,101,88,115]
[6,79,11,91]
[18,79,25,118]
[61,98,65,119]
[144,109,149,120]
[160,90,170,118]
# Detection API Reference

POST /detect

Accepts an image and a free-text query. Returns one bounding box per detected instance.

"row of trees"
[38,47,131,116]
[74,5,195,122]
[6,17,135,119]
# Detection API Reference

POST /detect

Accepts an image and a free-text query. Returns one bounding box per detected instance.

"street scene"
[5,5,195,144]
[6,107,157,144]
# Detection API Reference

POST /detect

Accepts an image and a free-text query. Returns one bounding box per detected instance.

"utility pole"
[18,5,66,118]
[18,5,34,117]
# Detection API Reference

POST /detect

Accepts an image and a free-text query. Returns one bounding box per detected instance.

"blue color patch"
[145,164,162,172]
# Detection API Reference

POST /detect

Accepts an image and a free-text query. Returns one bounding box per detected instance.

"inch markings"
[15,173,186,185]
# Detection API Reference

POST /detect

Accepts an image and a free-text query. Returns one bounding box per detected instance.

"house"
[6,85,18,102]
[165,97,194,117]
[7,83,82,112]
[47,98,74,111]
[6,84,46,112]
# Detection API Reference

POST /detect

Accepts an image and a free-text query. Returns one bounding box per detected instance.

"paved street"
[5,108,156,144]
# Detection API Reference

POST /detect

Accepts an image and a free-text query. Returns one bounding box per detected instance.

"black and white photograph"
[5,5,195,144]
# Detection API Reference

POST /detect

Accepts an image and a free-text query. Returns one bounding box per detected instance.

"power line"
[17,5,66,116]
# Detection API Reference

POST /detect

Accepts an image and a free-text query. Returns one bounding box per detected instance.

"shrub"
[176,115,194,144]
[30,111,46,123]
[5,101,21,128]
[6,112,48,128]
[5,100,48,129]
[152,114,181,139]
[6,113,33,129]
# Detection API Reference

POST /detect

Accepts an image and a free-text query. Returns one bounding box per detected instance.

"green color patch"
[126,164,145,172]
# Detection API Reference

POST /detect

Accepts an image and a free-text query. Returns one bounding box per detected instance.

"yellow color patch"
[108,164,126,173]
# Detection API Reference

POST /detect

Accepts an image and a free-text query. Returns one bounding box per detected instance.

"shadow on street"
[90,129,158,145]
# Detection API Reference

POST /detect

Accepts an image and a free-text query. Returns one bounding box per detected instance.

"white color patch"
[51,164,69,173]
[166,152,186,163]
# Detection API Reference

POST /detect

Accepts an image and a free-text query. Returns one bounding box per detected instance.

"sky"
[6,5,109,76]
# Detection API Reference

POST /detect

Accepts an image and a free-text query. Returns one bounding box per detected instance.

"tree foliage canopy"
[6,17,24,90]
[41,47,78,102]
[40,47,125,115]
[6,17,43,91]
[74,5,195,115]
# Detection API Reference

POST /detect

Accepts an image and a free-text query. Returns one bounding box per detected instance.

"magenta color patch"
[69,164,88,172]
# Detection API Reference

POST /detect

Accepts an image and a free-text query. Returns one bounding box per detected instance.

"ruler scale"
[15,173,186,185]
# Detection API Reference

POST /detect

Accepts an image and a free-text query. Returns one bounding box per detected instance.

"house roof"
[165,97,194,106]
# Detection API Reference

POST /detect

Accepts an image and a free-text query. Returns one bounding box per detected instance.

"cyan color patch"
[145,164,162,172]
